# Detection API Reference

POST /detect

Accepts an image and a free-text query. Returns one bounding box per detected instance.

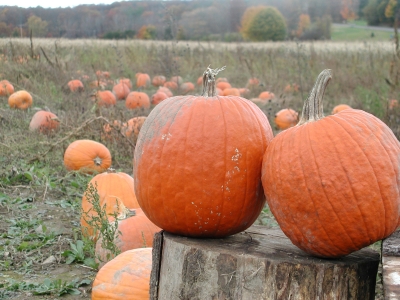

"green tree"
[27,15,48,37]
[242,6,287,41]
[240,5,266,40]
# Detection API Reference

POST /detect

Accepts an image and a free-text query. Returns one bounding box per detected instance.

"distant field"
[331,24,394,41]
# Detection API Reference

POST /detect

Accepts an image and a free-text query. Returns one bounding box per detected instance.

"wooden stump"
[382,230,400,299]
[150,225,379,300]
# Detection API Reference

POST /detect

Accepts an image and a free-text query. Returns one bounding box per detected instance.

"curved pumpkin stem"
[94,156,102,166]
[202,65,226,97]
[297,69,332,126]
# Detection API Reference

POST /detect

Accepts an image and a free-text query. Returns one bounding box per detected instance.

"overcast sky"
[0,0,124,8]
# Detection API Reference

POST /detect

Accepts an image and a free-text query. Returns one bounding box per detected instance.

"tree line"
[0,0,397,41]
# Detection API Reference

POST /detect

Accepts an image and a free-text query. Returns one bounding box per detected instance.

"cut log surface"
[151,225,379,300]
[382,230,400,300]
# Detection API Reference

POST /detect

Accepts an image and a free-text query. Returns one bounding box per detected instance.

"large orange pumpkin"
[134,66,274,238]
[262,69,400,258]
[64,139,112,174]
[0,80,14,96]
[29,111,59,133]
[95,208,160,267]
[274,108,298,130]
[8,90,33,110]
[92,248,152,299]
[125,91,150,109]
[81,169,139,239]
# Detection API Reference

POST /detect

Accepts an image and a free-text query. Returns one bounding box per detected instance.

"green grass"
[331,24,394,41]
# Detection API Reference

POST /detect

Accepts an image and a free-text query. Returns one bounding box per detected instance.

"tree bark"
[382,230,400,299]
[151,225,379,300]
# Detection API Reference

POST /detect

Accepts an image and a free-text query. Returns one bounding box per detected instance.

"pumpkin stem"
[107,167,115,173]
[297,69,332,126]
[202,65,226,97]
[94,156,102,166]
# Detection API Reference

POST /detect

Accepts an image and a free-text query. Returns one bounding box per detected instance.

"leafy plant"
[62,240,97,268]
[81,182,122,265]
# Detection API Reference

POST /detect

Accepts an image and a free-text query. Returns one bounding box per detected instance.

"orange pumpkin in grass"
[222,87,240,96]
[102,120,124,141]
[29,111,59,133]
[163,81,178,90]
[64,139,112,174]
[136,73,151,88]
[81,169,139,239]
[134,66,274,238]
[0,80,14,96]
[262,69,400,258]
[170,75,183,85]
[216,77,228,83]
[216,81,231,91]
[389,99,398,110]
[95,208,160,267]
[119,78,132,89]
[94,90,117,107]
[179,82,195,94]
[246,77,260,88]
[158,86,173,97]
[8,90,33,110]
[112,82,130,100]
[67,79,84,92]
[332,104,351,114]
[91,248,152,299]
[151,91,168,105]
[124,116,147,138]
[196,76,203,86]
[274,108,299,130]
[152,75,166,87]
[259,91,275,100]
[125,91,150,109]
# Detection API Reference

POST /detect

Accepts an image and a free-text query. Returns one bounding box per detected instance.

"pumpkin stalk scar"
[298,69,332,126]
[202,65,226,97]
[94,156,102,165]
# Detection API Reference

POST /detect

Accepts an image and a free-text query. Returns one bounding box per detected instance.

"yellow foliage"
[240,5,266,40]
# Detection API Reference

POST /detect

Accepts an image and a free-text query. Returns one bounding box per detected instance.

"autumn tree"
[27,15,48,37]
[240,5,266,40]
[296,14,311,37]
[341,0,358,21]
[241,6,287,41]
[136,25,156,39]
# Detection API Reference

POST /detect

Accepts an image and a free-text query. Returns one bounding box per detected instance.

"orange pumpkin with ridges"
[124,116,147,138]
[332,104,351,114]
[262,69,400,258]
[274,108,298,130]
[125,91,150,109]
[67,79,84,92]
[94,90,117,107]
[134,67,274,238]
[91,248,152,299]
[8,90,33,110]
[64,139,111,174]
[151,91,168,105]
[112,82,130,100]
[0,80,14,96]
[136,73,150,88]
[152,75,166,87]
[29,111,59,133]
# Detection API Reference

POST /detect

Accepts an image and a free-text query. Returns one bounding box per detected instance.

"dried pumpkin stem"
[297,69,332,126]
[202,65,226,97]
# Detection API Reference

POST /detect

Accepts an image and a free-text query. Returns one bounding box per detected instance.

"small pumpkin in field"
[102,120,124,141]
[163,81,178,90]
[151,91,168,105]
[134,66,274,238]
[136,73,151,88]
[124,116,147,138]
[67,79,84,92]
[64,139,112,174]
[389,99,398,110]
[262,69,400,258]
[216,81,231,91]
[274,108,298,130]
[112,82,130,100]
[8,90,33,110]
[222,87,241,96]
[95,208,160,267]
[258,91,275,100]
[332,104,351,114]
[179,82,195,95]
[93,90,117,107]
[29,111,59,133]
[119,78,132,89]
[157,86,173,97]
[81,169,139,239]
[170,75,183,85]
[92,248,152,299]
[152,75,166,87]
[246,77,260,88]
[0,80,14,96]
[125,91,150,109]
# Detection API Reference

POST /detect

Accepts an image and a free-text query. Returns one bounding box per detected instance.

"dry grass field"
[0,38,398,298]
